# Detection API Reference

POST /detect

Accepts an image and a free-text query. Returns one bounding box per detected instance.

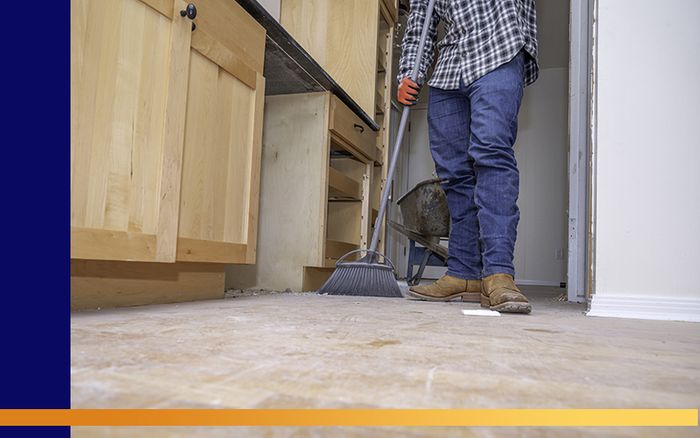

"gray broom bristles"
[318,259,403,297]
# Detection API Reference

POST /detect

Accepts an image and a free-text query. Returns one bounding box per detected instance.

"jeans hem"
[482,269,516,278]
[446,270,482,281]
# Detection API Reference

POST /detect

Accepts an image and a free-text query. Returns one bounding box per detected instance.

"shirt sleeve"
[397,0,439,85]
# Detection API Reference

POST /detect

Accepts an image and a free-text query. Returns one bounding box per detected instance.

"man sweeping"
[399,0,538,313]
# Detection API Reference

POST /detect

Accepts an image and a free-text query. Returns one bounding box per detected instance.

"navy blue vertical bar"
[0,1,71,436]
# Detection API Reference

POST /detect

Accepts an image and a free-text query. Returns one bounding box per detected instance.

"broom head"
[317,250,403,297]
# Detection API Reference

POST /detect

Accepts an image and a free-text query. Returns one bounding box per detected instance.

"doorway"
[386,0,591,303]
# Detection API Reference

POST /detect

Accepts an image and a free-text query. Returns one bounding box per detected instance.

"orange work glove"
[397,77,421,106]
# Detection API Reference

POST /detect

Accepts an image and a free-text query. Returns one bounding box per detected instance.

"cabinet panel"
[176,3,266,264]
[324,0,379,119]
[281,0,387,123]
[71,260,225,310]
[71,0,191,262]
[193,0,266,73]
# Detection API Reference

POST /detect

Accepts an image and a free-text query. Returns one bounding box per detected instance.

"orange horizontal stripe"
[0,409,696,427]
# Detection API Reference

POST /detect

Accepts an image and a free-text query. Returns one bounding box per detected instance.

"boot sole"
[480,294,532,314]
[407,290,481,302]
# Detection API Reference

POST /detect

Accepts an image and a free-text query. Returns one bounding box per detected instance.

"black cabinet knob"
[180,3,197,20]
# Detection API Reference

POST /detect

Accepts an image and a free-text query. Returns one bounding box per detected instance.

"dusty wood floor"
[72,287,700,437]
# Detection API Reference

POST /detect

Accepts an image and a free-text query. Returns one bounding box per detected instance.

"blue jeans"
[427,51,525,279]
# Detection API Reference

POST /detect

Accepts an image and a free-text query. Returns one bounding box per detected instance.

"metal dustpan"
[397,178,450,237]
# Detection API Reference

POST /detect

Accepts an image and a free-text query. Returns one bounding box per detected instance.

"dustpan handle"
[369,0,437,254]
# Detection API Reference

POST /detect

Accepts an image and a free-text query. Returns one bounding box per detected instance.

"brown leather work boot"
[481,273,531,314]
[408,275,481,302]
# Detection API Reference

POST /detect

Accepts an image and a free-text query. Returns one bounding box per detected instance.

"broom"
[318,0,437,297]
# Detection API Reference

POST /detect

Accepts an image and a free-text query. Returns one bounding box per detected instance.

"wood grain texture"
[141,0,173,17]
[71,0,180,262]
[279,0,329,65]
[226,92,379,290]
[323,0,379,119]
[280,0,380,120]
[176,238,247,263]
[71,0,169,234]
[191,29,257,89]
[72,0,265,265]
[71,260,224,310]
[71,228,156,261]
[227,93,331,291]
[177,35,264,264]
[155,0,193,262]
[194,0,266,74]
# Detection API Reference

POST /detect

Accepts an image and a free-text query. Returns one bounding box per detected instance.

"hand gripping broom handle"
[369,0,437,254]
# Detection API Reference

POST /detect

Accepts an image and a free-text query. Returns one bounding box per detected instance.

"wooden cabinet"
[281,0,398,256]
[280,0,396,127]
[227,92,379,291]
[279,0,397,264]
[71,0,265,265]
[176,0,265,264]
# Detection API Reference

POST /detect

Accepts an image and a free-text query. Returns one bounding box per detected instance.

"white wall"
[589,0,700,321]
[514,67,569,285]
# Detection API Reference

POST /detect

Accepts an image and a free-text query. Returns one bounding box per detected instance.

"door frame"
[567,0,595,303]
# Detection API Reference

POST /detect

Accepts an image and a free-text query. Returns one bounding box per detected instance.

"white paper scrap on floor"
[462,309,501,317]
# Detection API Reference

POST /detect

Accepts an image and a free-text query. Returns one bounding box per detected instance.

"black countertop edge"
[235,0,380,132]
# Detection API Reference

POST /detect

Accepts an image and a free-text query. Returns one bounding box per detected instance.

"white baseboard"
[515,279,563,287]
[587,294,700,323]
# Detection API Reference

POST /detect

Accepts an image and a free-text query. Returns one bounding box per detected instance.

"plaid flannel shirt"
[398,0,539,89]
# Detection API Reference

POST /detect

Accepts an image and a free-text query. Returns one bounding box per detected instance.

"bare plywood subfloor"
[72,287,700,437]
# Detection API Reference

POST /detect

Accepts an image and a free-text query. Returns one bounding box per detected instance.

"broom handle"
[369,0,437,254]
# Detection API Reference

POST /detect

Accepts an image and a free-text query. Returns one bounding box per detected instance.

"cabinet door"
[71,0,192,262]
[175,0,266,264]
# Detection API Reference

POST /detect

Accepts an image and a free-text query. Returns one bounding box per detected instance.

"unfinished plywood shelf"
[328,168,362,200]
[227,92,378,291]
[325,239,360,261]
